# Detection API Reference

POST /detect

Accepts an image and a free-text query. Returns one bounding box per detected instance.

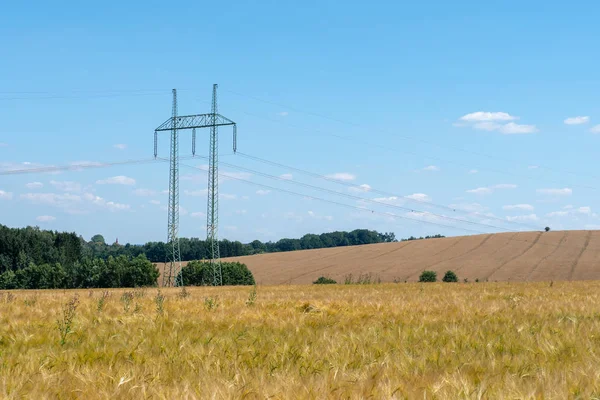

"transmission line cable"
[0,157,162,176]
[235,151,542,231]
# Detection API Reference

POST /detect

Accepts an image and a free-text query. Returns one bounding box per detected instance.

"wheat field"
[2,282,600,399]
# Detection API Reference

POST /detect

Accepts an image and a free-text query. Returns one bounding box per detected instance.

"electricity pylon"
[154,85,237,286]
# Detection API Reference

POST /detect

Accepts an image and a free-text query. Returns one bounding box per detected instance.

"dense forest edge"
[0,224,444,289]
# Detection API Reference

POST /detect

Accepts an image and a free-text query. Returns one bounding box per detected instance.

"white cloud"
[25,182,43,189]
[307,210,334,221]
[191,211,206,218]
[503,204,534,211]
[547,206,592,218]
[280,173,293,180]
[0,190,13,200]
[473,122,502,131]
[422,165,439,172]
[21,192,130,213]
[149,200,161,205]
[466,187,492,195]
[506,214,539,222]
[578,206,592,215]
[467,183,517,195]
[36,215,56,223]
[133,188,156,197]
[499,122,538,134]
[220,193,236,200]
[256,190,271,196]
[406,193,431,202]
[349,184,371,193]
[113,144,127,150]
[563,204,573,209]
[184,189,208,197]
[326,172,356,181]
[537,188,572,196]
[96,175,136,186]
[278,112,289,117]
[590,125,600,134]
[528,165,539,169]
[50,180,82,192]
[547,210,569,217]
[373,196,400,205]
[564,116,590,125]
[491,183,517,189]
[468,169,478,174]
[460,112,517,122]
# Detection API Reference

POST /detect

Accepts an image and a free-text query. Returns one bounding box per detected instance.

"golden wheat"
[1,282,600,399]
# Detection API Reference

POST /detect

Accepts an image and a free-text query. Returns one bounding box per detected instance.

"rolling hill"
[157,230,600,285]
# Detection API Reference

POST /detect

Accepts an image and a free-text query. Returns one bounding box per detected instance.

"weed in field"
[24,295,38,307]
[204,296,219,311]
[133,287,146,299]
[155,290,165,315]
[96,290,109,313]
[246,285,257,306]
[120,291,134,312]
[56,294,79,345]
[88,290,94,298]
[177,286,190,299]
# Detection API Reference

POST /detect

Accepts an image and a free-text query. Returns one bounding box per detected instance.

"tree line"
[84,229,399,262]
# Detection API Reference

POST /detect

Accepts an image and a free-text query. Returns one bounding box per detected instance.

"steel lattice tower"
[163,89,183,287]
[207,84,222,286]
[154,85,237,287]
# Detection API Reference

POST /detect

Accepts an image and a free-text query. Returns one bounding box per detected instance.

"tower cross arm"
[155,113,236,132]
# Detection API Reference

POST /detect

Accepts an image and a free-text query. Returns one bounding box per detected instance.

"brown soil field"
[157,230,600,285]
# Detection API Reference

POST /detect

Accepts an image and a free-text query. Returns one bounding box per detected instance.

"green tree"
[419,270,437,282]
[181,261,255,286]
[442,270,458,282]
[90,234,106,245]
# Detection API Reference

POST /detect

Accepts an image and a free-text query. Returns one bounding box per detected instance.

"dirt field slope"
[158,230,600,285]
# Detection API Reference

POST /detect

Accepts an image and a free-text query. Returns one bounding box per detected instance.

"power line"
[183,155,536,233]
[235,151,542,231]
[222,88,600,182]
[178,161,600,256]
[176,160,491,235]
[0,157,162,176]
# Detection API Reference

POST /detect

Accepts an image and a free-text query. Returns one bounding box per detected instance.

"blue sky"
[2,0,600,244]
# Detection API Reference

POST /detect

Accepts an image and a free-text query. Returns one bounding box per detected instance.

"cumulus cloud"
[460,112,517,122]
[590,125,600,134]
[0,190,13,200]
[422,165,439,172]
[278,111,289,117]
[220,193,236,200]
[564,116,590,125]
[503,204,534,211]
[449,203,488,213]
[506,214,539,222]
[469,169,478,174]
[191,211,206,218]
[96,175,136,185]
[307,210,334,221]
[50,180,82,192]
[256,190,271,196]
[467,183,517,195]
[184,189,208,197]
[326,172,356,181]
[457,112,537,134]
[26,182,43,189]
[547,206,592,218]
[36,215,56,222]
[133,188,156,197]
[280,173,293,180]
[537,188,572,196]
[113,144,127,150]
[21,192,130,213]
[349,184,371,193]
[466,187,493,195]
[149,200,161,205]
[499,122,538,134]
[406,193,431,202]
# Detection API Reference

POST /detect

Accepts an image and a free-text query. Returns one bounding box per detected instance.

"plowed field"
[157,230,600,285]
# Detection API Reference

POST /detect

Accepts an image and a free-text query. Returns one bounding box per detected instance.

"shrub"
[180,261,255,286]
[442,270,458,283]
[419,270,437,282]
[313,276,337,284]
